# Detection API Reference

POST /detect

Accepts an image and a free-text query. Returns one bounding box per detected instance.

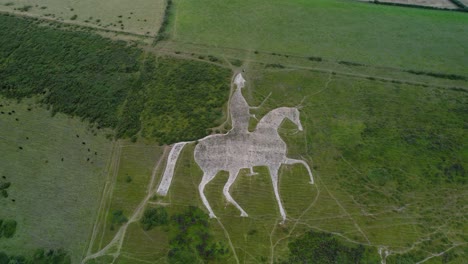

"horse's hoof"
[240,212,248,217]
[209,213,217,218]
[309,181,314,184]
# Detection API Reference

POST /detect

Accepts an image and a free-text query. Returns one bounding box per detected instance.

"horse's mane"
[255,107,295,131]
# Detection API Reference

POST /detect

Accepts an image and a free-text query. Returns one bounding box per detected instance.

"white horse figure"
[157,107,314,222]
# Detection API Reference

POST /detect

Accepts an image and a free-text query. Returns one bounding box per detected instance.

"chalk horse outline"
[156,74,314,222]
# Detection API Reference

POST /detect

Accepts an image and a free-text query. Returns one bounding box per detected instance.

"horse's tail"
[156,141,191,196]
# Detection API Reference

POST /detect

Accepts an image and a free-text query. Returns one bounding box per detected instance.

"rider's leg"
[247,167,258,176]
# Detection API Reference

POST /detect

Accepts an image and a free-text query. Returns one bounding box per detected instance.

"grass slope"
[0,97,113,263]
[172,0,468,75]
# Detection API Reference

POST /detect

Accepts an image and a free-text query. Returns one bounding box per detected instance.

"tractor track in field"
[82,140,122,260]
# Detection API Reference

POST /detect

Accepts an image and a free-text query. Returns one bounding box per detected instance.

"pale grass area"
[0,0,166,35]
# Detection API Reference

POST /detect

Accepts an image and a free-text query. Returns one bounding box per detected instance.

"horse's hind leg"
[284,158,314,184]
[199,170,217,218]
[223,169,248,217]
[269,165,287,223]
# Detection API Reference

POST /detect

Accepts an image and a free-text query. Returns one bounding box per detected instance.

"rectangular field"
[170,0,468,75]
[0,0,166,35]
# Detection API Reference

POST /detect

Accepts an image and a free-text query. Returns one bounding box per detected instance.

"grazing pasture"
[0,97,113,263]
[171,0,468,75]
[0,0,166,35]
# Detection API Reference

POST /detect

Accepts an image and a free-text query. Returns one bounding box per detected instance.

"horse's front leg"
[223,169,248,217]
[284,158,314,184]
[269,164,287,223]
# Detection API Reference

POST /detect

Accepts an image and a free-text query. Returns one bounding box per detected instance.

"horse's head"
[287,107,303,131]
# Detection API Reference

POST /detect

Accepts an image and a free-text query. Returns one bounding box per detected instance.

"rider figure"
[230,73,251,134]
[230,73,258,175]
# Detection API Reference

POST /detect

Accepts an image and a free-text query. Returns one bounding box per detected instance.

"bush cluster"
[0,248,70,264]
[0,219,17,238]
[140,207,168,230]
[139,206,229,263]
[282,231,379,263]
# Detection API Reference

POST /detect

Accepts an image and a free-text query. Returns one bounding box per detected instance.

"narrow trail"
[81,146,170,263]
[216,218,240,264]
[83,140,122,258]
[316,173,371,244]
[98,142,123,250]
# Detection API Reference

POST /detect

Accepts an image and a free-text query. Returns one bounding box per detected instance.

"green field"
[170,0,468,75]
[1,1,467,263]
[0,97,114,263]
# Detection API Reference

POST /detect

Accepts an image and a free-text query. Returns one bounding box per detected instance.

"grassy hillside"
[0,97,114,263]
[2,1,467,262]
[171,0,468,75]
[113,66,466,263]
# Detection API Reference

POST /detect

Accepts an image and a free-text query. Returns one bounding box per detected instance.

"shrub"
[140,207,168,230]
[0,219,17,238]
[308,56,322,62]
[111,210,128,225]
[17,5,32,12]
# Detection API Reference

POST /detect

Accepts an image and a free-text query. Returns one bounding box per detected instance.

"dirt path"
[81,146,170,263]
[83,140,122,258]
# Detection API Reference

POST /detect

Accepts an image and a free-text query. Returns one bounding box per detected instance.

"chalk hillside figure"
[156,72,314,223]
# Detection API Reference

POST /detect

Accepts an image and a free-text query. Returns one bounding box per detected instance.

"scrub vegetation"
[282,231,379,263]
[0,248,71,264]
[0,14,230,144]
